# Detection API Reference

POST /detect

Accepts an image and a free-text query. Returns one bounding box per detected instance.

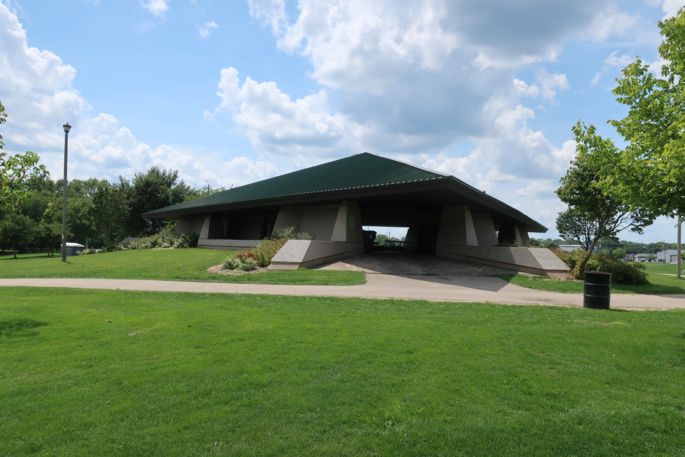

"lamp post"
[60,122,71,262]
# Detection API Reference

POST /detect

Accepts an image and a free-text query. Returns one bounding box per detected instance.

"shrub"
[253,239,286,267]
[223,256,242,270]
[221,226,312,272]
[117,225,198,251]
[223,255,259,272]
[239,258,258,271]
[554,249,648,285]
[80,248,106,255]
[272,226,312,241]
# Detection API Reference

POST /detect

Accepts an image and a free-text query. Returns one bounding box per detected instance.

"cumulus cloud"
[196,20,219,39]
[235,0,628,157]
[0,3,271,189]
[592,51,636,85]
[210,67,364,158]
[207,0,638,228]
[513,70,570,104]
[646,0,684,17]
[141,0,169,19]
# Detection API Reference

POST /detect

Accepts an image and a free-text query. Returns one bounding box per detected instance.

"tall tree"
[92,179,130,248]
[556,123,653,277]
[128,167,194,235]
[609,7,685,276]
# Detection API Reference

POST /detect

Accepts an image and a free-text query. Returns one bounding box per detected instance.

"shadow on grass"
[0,254,57,262]
[0,319,47,337]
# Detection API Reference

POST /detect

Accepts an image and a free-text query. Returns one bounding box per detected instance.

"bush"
[223,256,242,270]
[554,249,648,285]
[117,225,198,251]
[272,226,312,241]
[80,248,106,255]
[221,226,309,272]
[223,254,260,272]
[253,239,286,267]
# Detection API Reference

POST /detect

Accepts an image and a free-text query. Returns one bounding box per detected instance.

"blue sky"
[0,0,682,242]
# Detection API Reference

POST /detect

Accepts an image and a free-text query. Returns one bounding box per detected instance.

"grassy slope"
[0,249,365,285]
[1,288,684,456]
[501,262,685,294]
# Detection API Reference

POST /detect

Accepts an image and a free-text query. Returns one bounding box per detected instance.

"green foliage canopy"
[609,8,685,217]
[556,123,654,276]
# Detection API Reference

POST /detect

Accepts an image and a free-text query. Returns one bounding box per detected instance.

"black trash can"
[583,272,611,309]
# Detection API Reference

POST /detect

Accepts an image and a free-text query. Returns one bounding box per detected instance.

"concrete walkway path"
[1,275,684,311]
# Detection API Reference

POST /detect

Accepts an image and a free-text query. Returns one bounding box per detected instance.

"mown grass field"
[501,262,685,295]
[1,287,684,456]
[0,249,365,285]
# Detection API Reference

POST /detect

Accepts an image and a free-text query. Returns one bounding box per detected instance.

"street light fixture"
[60,122,71,262]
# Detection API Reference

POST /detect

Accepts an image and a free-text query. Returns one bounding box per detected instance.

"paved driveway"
[1,274,684,311]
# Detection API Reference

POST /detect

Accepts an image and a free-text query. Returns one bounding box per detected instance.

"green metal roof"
[145,152,447,216]
[145,152,546,232]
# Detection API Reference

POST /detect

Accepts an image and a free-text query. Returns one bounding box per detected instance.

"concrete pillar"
[516,226,530,246]
[436,206,478,248]
[471,213,498,247]
[331,201,362,242]
[199,215,210,240]
[273,208,302,235]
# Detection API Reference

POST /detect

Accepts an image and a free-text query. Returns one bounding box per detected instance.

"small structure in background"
[634,253,655,262]
[558,244,582,252]
[64,242,84,257]
[657,249,679,264]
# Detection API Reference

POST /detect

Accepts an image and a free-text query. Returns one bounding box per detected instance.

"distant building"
[657,249,679,264]
[634,253,655,262]
[559,244,582,252]
[64,242,84,256]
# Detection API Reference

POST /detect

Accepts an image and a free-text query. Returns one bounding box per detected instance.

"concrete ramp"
[320,253,512,276]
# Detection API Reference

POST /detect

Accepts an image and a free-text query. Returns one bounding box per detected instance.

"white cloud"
[646,0,684,17]
[210,67,364,159]
[237,0,626,158]
[141,0,169,19]
[0,2,89,150]
[585,4,639,42]
[513,70,570,104]
[0,3,273,190]
[223,0,636,228]
[247,0,287,34]
[196,20,219,39]
[591,51,638,85]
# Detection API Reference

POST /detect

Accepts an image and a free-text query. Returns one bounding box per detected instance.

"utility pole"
[61,122,71,262]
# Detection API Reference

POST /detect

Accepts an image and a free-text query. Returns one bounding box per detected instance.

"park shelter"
[145,153,568,274]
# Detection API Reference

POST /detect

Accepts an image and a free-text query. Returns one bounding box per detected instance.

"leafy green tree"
[0,151,49,215]
[34,201,61,256]
[128,167,194,235]
[609,8,685,275]
[611,247,627,259]
[92,179,130,248]
[556,123,653,277]
[0,213,31,258]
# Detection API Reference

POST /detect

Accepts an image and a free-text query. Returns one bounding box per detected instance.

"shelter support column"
[436,206,478,249]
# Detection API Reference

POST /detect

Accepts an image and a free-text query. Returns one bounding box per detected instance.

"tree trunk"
[578,238,599,279]
[12,241,17,259]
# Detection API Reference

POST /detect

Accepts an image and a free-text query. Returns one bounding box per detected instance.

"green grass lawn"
[1,288,684,456]
[501,262,685,295]
[0,249,365,285]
